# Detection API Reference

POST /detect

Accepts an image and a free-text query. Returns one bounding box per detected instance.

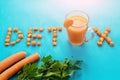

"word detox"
[5,27,62,46]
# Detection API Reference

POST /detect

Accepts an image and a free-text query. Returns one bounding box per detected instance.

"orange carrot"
[64,19,73,28]
[0,52,26,73]
[0,53,40,80]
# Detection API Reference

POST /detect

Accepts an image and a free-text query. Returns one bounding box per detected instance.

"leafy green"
[16,55,82,80]
[16,63,39,80]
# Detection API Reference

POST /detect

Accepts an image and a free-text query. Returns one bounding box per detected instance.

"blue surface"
[0,0,120,80]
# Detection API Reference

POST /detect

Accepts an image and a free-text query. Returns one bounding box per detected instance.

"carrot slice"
[0,53,40,80]
[64,19,73,28]
[0,52,26,73]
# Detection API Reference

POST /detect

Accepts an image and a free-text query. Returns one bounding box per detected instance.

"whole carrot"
[0,53,40,80]
[0,52,26,73]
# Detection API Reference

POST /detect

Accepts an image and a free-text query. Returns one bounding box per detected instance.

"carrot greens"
[16,55,82,80]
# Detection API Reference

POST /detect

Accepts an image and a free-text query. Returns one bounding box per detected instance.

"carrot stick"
[0,53,40,80]
[0,52,26,73]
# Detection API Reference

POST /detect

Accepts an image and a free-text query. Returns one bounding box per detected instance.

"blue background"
[0,0,120,80]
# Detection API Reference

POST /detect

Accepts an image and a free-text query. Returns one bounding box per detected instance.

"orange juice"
[64,16,88,45]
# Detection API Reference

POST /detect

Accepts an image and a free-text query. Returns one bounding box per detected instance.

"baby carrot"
[48,27,52,32]
[0,52,26,73]
[0,53,40,80]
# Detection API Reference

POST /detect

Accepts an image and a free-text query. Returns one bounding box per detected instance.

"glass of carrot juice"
[64,10,94,46]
